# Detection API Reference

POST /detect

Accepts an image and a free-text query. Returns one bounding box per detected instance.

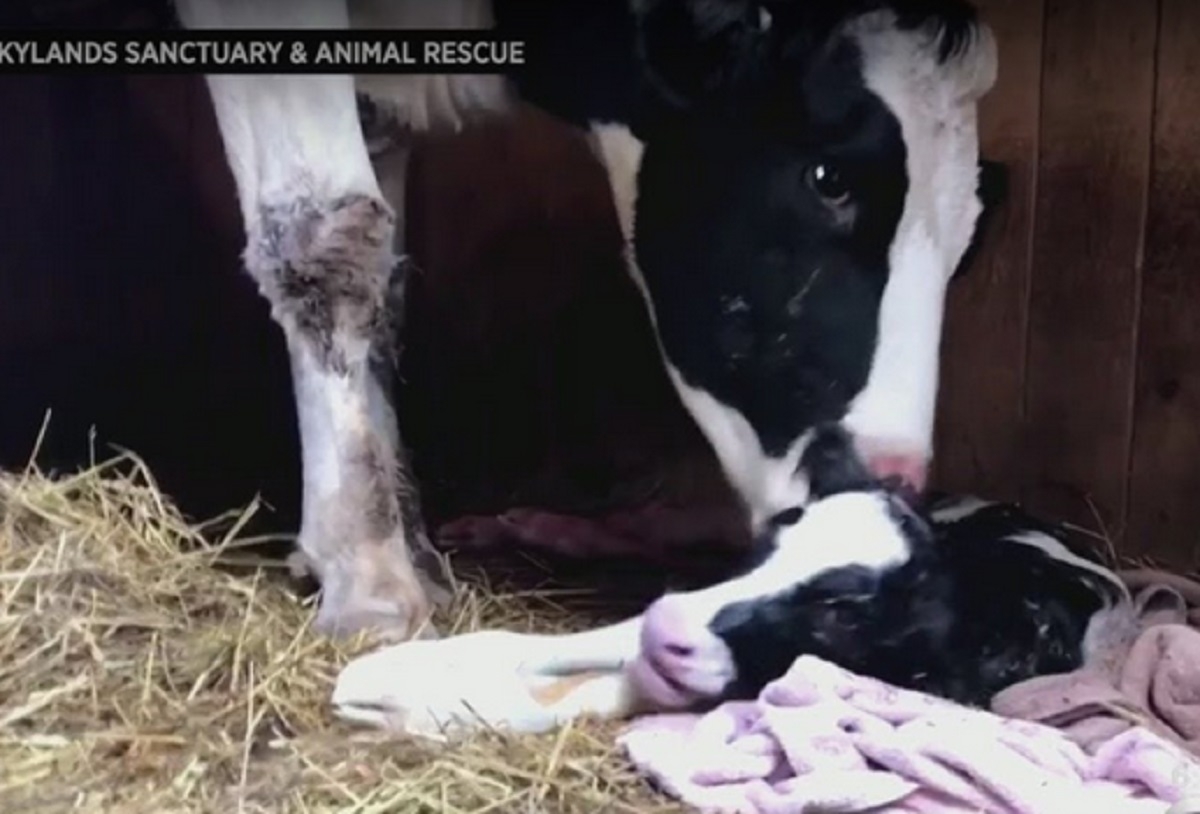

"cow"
[174,0,1001,641]
[331,425,1128,737]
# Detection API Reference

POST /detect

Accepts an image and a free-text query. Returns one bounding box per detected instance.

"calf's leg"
[176,0,446,638]
[332,617,647,735]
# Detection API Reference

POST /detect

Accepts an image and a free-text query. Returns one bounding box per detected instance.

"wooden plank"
[1126,0,1200,568]
[1019,0,1159,542]
[933,0,1045,501]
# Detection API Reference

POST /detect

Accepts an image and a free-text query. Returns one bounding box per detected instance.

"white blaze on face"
[662,492,911,624]
[840,15,998,464]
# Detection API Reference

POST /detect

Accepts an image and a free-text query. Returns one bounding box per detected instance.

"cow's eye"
[806,162,851,206]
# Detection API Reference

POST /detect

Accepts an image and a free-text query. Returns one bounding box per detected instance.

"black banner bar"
[0,30,533,74]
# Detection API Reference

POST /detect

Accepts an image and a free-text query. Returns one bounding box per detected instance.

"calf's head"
[591,0,1000,526]
[627,423,927,709]
[627,423,1120,711]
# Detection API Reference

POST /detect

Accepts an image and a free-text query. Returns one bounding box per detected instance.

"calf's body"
[333,427,1128,736]
[631,427,1127,712]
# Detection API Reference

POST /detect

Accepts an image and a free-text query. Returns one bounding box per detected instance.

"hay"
[0,451,684,814]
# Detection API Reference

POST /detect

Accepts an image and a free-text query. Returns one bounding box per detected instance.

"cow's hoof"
[310,547,439,643]
[411,541,456,612]
[286,548,318,579]
[314,599,440,643]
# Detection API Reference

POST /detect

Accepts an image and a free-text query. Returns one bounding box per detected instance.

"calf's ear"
[951,158,1008,281]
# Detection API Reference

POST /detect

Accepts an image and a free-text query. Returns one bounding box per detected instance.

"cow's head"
[590,0,1000,528]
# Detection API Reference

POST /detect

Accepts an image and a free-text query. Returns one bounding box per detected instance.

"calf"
[629,425,1128,711]
[332,425,1128,735]
[175,0,1000,639]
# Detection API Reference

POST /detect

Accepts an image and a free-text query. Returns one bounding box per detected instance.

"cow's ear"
[634,0,774,110]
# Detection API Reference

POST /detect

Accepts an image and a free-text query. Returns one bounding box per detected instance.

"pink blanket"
[619,655,1198,813]
[619,583,1200,814]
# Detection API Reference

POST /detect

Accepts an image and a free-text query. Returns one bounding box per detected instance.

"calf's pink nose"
[641,595,709,661]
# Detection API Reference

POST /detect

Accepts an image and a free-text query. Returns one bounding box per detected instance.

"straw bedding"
[0,452,686,814]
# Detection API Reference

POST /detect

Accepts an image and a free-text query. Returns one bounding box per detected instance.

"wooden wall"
[933,0,1200,569]
[1,0,1199,566]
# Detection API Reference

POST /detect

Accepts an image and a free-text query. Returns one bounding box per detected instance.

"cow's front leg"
[268,187,448,638]
[177,0,447,638]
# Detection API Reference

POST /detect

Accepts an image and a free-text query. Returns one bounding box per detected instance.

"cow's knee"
[249,192,395,361]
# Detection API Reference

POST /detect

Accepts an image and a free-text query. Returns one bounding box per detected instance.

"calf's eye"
[806,162,851,206]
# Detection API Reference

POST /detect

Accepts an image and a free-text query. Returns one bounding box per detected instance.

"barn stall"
[1,0,1199,811]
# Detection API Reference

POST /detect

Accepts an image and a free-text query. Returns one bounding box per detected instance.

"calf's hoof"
[331,631,574,736]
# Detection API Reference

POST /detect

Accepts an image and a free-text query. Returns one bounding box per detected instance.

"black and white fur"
[331,426,1128,735]
[628,425,1128,711]
[177,0,1001,638]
